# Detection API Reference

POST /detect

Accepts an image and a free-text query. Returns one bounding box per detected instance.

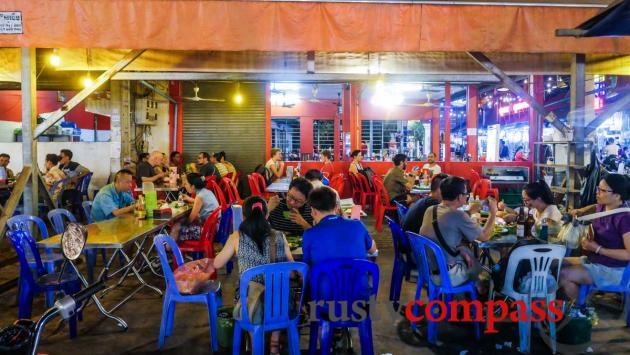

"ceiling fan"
[403,93,437,107]
[308,84,320,103]
[182,84,225,102]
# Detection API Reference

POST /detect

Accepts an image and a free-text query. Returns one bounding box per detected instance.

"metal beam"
[112,71,500,83]
[139,80,176,103]
[467,51,569,135]
[261,0,609,7]
[585,88,630,136]
[34,49,145,138]
[21,48,37,216]
[555,29,589,37]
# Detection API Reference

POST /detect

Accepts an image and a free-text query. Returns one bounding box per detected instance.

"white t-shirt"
[422,163,442,176]
[605,144,619,156]
[533,204,563,232]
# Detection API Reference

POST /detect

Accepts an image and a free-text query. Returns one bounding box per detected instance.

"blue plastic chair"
[76,172,93,201]
[153,235,221,351]
[216,206,234,274]
[82,201,94,224]
[308,259,379,355]
[7,229,81,338]
[47,208,103,284]
[579,262,630,327]
[394,200,408,223]
[234,262,309,355]
[385,216,420,311]
[7,214,64,307]
[406,232,481,344]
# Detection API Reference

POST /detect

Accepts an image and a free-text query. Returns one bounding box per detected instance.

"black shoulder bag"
[432,206,460,257]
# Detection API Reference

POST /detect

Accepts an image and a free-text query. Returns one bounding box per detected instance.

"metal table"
[266,178,291,193]
[37,206,190,330]
[134,186,181,201]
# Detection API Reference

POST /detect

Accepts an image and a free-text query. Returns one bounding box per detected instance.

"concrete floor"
[1,216,629,354]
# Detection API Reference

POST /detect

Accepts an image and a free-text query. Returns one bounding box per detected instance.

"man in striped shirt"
[268,177,313,236]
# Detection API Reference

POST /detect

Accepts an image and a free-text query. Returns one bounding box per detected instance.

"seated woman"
[170,173,220,241]
[522,180,562,234]
[211,152,229,178]
[213,196,293,355]
[348,150,364,175]
[216,151,237,182]
[560,174,630,299]
[43,153,66,202]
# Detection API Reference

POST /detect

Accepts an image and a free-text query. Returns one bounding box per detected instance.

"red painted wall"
[0,91,110,130]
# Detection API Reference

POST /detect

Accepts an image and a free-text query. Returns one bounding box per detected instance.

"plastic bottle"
[525,209,536,238]
[232,204,243,231]
[143,182,157,218]
[539,218,548,242]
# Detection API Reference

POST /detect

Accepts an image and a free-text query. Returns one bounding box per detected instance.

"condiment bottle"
[539,218,549,242]
[516,205,526,239]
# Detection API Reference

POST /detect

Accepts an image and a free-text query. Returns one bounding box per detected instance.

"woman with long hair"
[214,196,293,355]
[170,173,220,241]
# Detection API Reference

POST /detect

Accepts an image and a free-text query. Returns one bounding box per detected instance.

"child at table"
[170,173,220,241]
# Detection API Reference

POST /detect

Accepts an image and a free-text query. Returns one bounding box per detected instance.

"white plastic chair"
[499,244,566,354]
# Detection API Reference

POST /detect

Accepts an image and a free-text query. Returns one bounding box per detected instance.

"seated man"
[303,186,377,265]
[0,153,15,206]
[383,153,416,206]
[268,177,314,236]
[92,169,135,221]
[422,152,442,176]
[402,173,448,233]
[58,149,90,180]
[418,176,497,287]
[304,169,325,189]
[196,152,222,180]
[136,151,167,185]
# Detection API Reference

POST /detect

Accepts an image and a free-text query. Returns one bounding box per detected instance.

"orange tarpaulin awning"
[0,0,629,53]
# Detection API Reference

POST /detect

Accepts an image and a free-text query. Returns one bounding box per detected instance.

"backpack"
[253,164,273,186]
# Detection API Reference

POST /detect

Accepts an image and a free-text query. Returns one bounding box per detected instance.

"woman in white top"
[522,180,562,235]
[265,148,285,180]
[348,150,364,175]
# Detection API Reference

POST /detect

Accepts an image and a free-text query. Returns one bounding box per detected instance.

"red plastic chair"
[130,177,139,199]
[221,177,243,205]
[348,173,363,205]
[328,173,345,196]
[356,173,377,213]
[469,169,481,190]
[205,178,229,211]
[472,178,500,200]
[247,174,262,197]
[251,173,273,198]
[177,209,221,279]
[372,176,397,232]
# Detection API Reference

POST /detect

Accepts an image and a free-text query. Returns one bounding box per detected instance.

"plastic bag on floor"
[517,272,557,294]
[174,258,216,294]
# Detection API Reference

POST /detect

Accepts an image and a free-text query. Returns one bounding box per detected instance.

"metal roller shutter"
[182,82,267,177]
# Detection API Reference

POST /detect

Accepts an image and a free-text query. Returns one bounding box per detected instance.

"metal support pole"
[570,54,586,208]
[444,82,451,161]
[20,48,37,216]
[467,52,569,135]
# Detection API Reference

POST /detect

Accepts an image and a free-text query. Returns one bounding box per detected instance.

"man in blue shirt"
[302,187,376,265]
[92,169,135,221]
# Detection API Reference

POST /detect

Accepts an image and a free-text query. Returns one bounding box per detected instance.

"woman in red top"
[320,150,334,177]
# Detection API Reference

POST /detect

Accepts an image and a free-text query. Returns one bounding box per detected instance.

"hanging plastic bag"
[173,258,216,294]
[558,220,584,250]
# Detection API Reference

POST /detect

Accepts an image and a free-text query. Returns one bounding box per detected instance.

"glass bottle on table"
[516,205,526,239]
[525,209,536,239]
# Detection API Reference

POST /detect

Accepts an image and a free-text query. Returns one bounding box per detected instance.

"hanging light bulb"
[82,74,93,88]
[233,82,243,104]
[49,48,61,67]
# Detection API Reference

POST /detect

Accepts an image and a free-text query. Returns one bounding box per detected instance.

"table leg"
[69,261,128,330]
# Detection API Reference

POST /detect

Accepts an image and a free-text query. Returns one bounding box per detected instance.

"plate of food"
[285,235,302,250]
